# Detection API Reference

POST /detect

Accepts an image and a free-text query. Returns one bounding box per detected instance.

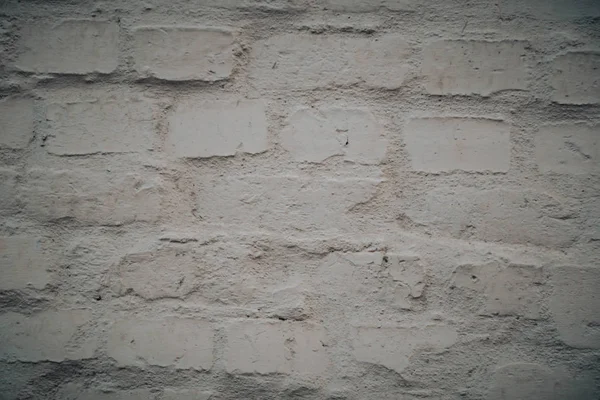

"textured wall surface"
[0,0,599,399]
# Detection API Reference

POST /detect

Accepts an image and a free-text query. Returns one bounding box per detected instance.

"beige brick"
[22,168,161,225]
[44,91,158,155]
[352,324,457,373]
[451,263,545,319]
[250,34,410,90]
[225,321,329,376]
[0,97,34,149]
[281,108,386,164]
[167,99,268,158]
[0,237,51,290]
[323,0,414,11]
[15,20,118,74]
[385,254,425,299]
[133,26,236,81]
[196,176,381,233]
[0,310,97,362]
[549,266,600,348]
[551,52,600,104]
[107,318,214,369]
[58,384,158,400]
[489,363,559,400]
[404,117,511,172]
[423,40,529,95]
[535,123,599,174]
[407,187,579,248]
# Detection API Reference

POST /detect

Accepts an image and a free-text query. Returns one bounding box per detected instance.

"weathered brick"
[196,176,381,232]
[323,0,414,12]
[107,318,214,369]
[489,363,559,400]
[224,321,328,376]
[535,123,599,174]
[15,20,119,74]
[22,168,161,225]
[167,99,268,158]
[422,40,529,96]
[407,187,579,247]
[133,27,236,81]
[385,254,425,299]
[44,91,158,155]
[0,237,51,290]
[0,310,97,362]
[549,266,600,348]
[250,34,410,90]
[0,168,19,213]
[352,324,457,373]
[58,384,158,400]
[551,52,600,104]
[281,108,386,164]
[162,389,213,400]
[0,97,34,149]
[404,117,511,172]
[450,263,544,319]
[196,0,302,11]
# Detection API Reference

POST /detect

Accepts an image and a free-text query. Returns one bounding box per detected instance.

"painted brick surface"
[0,2,599,399]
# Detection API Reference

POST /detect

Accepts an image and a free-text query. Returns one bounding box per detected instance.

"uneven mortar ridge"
[0,0,599,399]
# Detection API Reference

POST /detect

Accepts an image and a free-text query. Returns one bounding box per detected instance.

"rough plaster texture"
[0,0,599,399]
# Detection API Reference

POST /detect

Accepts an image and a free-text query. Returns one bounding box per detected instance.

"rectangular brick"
[22,167,161,225]
[535,123,599,174]
[407,187,579,248]
[404,117,510,172]
[167,99,268,158]
[107,318,214,369]
[57,384,158,400]
[0,310,97,362]
[15,20,118,74]
[133,26,236,81]
[352,325,457,373]
[0,97,34,149]
[250,34,410,90]
[423,40,529,96]
[196,175,381,233]
[0,168,19,213]
[281,108,387,164]
[552,52,600,104]
[451,263,544,319]
[162,389,213,400]
[224,321,328,376]
[0,237,50,290]
[44,91,158,155]
[323,0,414,11]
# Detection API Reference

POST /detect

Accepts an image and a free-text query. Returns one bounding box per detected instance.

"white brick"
[451,263,544,319]
[107,318,214,369]
[489,363,559,400]
[0,237,51,290]
[0,97,34,149]
[552,52,600,104]
[385,254,425,299]
[113,248,198,300]
[407,187,579,247]
[15,20,118,74]
[225,321,328,376]
[44,91,158,155]
[535,123,599,174]
[0,310,97,362]
[281,108,386,164]
[196,176,381,233]
[22,168,161,225]
[133,26,236,81]
[352,325,457,373]
[58,384,158,400]
[423,41,529,96]
[549,266,600,349]
[167,99,268,158]
[323,0,414,11]
[162,389,213,400]
[250,34,410,90]
[404,117,510,172]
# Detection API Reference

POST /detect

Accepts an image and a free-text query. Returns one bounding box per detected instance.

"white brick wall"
[0,2,599,399]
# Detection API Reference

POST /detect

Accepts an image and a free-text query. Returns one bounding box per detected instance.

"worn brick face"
[15,20,119,74]
[0,97,34,149]
[0,237,51,290]
[551,52,600,104]
[535,123,599,174]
